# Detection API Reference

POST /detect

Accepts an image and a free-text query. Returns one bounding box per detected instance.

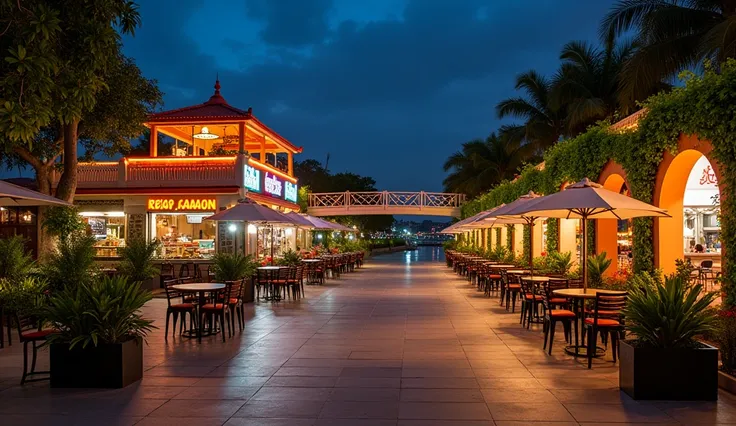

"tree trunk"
[55,119,80,203]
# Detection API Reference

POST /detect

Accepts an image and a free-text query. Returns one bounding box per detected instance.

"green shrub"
[45,276,154,349]
[442,239,457,251]
[42,207,86,243]
[43,233,98,291]
[117,238,161,283]
[587,252,612,288]
[210,252,258,281]
[0,276,48,316]
[277,249,302,266]
[624,274,717,348]
[547,251,573,276]
[714,309,736,374]
[0,235,36,280]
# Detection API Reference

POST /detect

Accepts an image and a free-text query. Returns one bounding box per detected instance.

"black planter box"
[50,337,143,388]
[619,340,718,400]
[243,277,256,303]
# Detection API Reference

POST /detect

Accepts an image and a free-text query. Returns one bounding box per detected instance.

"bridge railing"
[308,191,465,211]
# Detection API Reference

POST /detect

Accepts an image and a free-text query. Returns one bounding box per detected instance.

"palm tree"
[443,133,534,198]
[496,71,567,151]
[601,0,736,107]
[551,38,639,134]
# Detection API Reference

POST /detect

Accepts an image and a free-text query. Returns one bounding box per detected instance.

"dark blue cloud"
[119,0,617,195]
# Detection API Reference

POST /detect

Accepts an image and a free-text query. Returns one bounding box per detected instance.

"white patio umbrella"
[205,199,301,264]
[480,192,543,269]
[440,210,490,234]
[0,180,73,207]
[500,179,670,289]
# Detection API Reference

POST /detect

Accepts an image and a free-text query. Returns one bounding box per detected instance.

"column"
[288,153,294,176]
[238,122,245,154]
[149,125,158,157]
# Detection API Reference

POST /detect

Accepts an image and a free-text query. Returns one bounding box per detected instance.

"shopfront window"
[79,212,126,258]
[684,156,721,254]
[151,213,216,259]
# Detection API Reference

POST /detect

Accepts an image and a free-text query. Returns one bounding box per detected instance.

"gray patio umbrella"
[500,179,670,290]
[480,192,543,270]
[205,199,300,264]
[0,180,73,207]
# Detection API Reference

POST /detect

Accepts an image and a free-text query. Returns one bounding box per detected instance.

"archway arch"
[597,161,632,274]
[654,135,723,274]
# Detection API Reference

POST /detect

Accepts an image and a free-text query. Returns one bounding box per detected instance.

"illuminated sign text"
[147,198,216,212]
[244,165,261,192]
[264,172,283,197]
[285,181,298,203]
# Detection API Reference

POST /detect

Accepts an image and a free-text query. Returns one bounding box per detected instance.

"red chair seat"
[524,294,542,300]
[202,303,226,310]
[584,318,620,326]
[507,284,521,289]
[548,298,568,304]
[488,274,502,279]
[228,298,240,305]
[550,309,576,318]
[22,329,56,340]
[170,303,195,310]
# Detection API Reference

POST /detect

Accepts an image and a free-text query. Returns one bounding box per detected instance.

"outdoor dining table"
[506,269,531,275]
[552,288,621,357]
[170,282,226,343]
[257,266,290,301]
[302,259,322,263]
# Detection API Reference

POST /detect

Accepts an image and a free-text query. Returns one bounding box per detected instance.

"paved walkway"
[1,247,736,425]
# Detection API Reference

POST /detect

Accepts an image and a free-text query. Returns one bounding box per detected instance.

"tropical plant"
[496,70,566,151]
[675,258,696,282]
[43,233,98,291]
[117,238,161,283]
[0,276,48,316]
[278,249,302,266]
[42,207,86,242]
[624,274,717,348]
[210,252,258,282]
[546,251,574,275]
[714,308,736,374]
[0,235,36,280]
[587,252,612,287]
[600,0,736,108]
[442,239,457,251]
[443,133,533,197]
[45,276,154,349]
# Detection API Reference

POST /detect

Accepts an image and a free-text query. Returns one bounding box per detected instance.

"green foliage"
[522,225,531,264]
[547,251,573,276]
[442,239,458,251]
[545,219,559,253]
[277,249,302,266]
[675,258,696,282]
[587,252,612,288]
[42,207,86,242]
[337,239,369,254]
[495,228,502,247]
[117,238,160,283]
[624,275,718,348]
[505,224,513,251]
[714,309,736,374]
[43,233,98,291]
[0,276,48,316]
[0,235,36,280]
[210,253,258,281]
[45,276,154,349]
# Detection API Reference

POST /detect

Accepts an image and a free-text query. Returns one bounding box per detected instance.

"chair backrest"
[161,262,174,276]
[179,263,190,278]
[226,280,243,301]
[179,276,195,285]
[163,278,182,306]
[592,291,627,322]
[278,267,291,281]
[14,312,42,340]
[567,278,583,288]
[701,260,713,268]
[257,268,271,283]
[294,265,304,281]
[546,278,569,295]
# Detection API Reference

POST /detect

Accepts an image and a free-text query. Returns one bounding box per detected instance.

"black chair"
[14,313,56,384]
[160,262,175,289]
[542,282,577,355]
[585,291,627,369]
[201,282,233,342]
[163,278,195,340]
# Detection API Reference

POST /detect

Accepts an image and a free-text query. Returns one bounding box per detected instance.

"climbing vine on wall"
[495,228,501,247]
[545,219,559,254]
[459,61,736,306]
[506,224,513,252]
[522,224,531,265]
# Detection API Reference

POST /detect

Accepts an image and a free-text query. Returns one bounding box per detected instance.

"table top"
[491,264,516,268]
[521,276,550,282]
[172,283,226,292]
[258,266,288,270]
[553,288,624,298]
[506,269,530,274]
[302,259,323,263]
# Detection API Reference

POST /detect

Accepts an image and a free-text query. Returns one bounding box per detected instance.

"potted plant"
[42,233,98,292]
[210,253,258,302]
[45,276,154,388]
[713,307,736,393]
[117,238,161,290]
[277,249,302,266]
[620,274,719,400]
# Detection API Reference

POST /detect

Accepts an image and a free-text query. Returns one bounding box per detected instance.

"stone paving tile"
[2,249,736,425]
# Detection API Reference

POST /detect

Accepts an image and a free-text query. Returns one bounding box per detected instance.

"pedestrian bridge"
[307,191,465,217]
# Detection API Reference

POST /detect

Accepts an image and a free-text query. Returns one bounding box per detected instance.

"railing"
[75,162,118,187]
[308,191,465,216]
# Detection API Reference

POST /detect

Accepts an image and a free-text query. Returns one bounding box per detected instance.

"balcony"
[54,155,293,190]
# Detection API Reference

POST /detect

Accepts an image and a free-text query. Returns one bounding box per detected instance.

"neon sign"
[147,198,216,212]
[264,172,283,197]
[285,181,298,203]
[244,165,261,192]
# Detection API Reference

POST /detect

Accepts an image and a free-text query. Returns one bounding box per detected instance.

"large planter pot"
[619,340,718,400]
[50,337,143,388]
[243,277,256,303]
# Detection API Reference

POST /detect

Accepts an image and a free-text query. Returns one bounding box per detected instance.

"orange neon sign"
[147,197,216,212]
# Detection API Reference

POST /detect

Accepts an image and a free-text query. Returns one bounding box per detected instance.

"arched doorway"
[597,162,631,274]
[654,135,723,275]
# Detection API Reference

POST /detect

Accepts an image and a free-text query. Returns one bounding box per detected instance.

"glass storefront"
[79,212,126,258]
[0,206,38,257]
[149,213,216,259]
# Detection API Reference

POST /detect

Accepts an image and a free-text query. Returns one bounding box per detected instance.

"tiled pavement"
[1,247,736,425]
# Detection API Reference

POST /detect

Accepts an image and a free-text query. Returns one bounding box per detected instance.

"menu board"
[127,214,146,241]
[88,218,106,236]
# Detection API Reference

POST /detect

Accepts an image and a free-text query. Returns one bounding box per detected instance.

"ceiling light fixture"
[193,126,219,140]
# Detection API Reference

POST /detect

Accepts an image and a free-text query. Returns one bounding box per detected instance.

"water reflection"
[371,246,445,265]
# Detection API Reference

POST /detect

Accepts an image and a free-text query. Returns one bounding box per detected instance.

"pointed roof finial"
[207,74,227,105]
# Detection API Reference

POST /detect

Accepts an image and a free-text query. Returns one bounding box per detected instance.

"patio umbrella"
[500,178,670,290]
[480,192,543,269]
[205,199,300,263]
[439,210,491,234]
[285,212,316,229]
[0,180,73,207]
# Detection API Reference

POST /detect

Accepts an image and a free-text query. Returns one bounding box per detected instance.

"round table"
[491,264,516,268]
[506,269,530,275]
[257,266,290,300]
[171,283,226,342]
[520,276,550,282]
[552,288,622,357]
[302,259,322,263]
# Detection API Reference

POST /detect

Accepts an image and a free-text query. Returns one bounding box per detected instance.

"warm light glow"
[79,211,125,217]
[228,224,237,232]
[247,224,257,234]
[248,157,297,183]
[147,197,216,212]
[285,228,293,236]
[125,156,236,163]
[317,233,323,239]
[193,126,219,140]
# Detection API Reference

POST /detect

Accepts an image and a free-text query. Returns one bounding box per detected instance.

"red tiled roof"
[147,80,252,122]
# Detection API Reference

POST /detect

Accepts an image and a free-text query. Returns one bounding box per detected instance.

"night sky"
[3,0,618,196]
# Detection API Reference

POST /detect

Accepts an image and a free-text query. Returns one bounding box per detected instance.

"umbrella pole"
[270,225,275,265]
[582,216,588,291]
[528,219,534,277]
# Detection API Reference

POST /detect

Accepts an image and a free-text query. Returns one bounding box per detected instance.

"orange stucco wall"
[597,161,630,275]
